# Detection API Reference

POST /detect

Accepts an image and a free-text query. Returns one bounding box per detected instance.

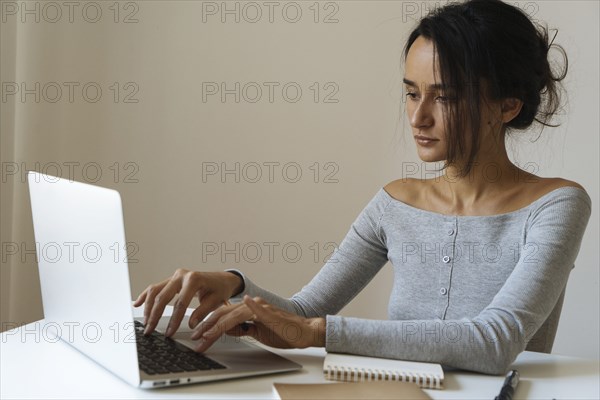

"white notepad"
[323,353,444,389]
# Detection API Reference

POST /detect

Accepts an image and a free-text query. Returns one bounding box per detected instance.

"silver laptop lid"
[27,171,140,386]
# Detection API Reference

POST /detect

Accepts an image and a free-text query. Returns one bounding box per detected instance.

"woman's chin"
[416,153,445,163]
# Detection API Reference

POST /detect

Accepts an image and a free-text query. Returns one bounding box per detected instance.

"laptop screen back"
[27,171,140,386]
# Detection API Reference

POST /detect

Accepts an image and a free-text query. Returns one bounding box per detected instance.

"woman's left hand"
[190,295,326,353]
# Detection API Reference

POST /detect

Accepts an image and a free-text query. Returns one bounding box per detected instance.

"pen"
[494,370,519,400]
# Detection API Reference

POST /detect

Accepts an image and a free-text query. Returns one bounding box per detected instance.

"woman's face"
[404,36,505,166]
[404,36,450,163]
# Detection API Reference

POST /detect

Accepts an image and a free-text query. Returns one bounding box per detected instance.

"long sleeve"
[325,188,592,374]
[227,187,592,375]
[227,189,392,317]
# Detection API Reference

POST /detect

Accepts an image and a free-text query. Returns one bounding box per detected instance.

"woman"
[134,0,592,374]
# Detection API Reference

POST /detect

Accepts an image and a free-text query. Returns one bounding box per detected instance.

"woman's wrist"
[309,317,326,347]
[225,270,245,297]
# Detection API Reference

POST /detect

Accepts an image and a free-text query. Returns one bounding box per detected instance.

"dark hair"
[403,0,568,177]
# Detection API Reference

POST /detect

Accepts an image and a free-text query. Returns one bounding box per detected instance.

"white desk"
[2,307,599,399]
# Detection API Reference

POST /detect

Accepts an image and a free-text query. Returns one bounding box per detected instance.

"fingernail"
[190,318,197,328]
[165,327,173,337]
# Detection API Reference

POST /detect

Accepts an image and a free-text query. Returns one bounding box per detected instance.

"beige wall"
[1,1,598,358]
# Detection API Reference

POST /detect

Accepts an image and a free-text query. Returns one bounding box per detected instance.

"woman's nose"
[410,100,434,129]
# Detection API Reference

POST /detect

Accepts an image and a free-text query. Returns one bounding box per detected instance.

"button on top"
[442,255,451,263]
[440,288,447,295]
[447,229,454,236]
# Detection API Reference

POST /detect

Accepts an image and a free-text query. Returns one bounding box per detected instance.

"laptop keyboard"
[134,320,226,375]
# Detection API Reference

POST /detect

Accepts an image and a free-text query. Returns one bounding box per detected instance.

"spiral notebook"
[323,353,444,390]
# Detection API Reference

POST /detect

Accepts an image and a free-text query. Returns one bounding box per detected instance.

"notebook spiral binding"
[324,365,443,389]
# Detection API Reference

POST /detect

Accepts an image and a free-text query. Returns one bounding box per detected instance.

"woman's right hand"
[132,268,243,337]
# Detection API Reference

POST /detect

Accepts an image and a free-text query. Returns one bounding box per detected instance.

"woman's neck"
[440,152,532,213]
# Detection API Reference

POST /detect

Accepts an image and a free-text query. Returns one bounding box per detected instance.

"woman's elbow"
[472,339,524,375]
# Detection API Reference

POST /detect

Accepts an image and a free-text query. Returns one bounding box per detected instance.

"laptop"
[27,171,302,389]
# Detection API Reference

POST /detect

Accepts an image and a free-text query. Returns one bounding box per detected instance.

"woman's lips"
[414,136,439,146]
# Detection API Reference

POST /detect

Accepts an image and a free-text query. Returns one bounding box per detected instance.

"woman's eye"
[405,92,418,100]
[435,94,456,103]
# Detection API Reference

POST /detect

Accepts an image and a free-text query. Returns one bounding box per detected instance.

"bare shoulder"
[383,178,425,205]
[535,177,587,195]
[514,176,588,210]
